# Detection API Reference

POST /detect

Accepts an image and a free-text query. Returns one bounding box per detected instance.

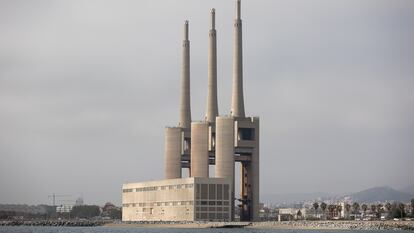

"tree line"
[311,198,414,220]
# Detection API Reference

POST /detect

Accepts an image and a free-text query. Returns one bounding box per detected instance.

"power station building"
[122,0,260,222]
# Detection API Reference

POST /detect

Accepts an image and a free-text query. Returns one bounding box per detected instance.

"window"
[217,184,223,199]
[196,184,201,199]
[223,185,229,200]
[201,184,208,199]
[238,128,254,140]
[209,184,216,199]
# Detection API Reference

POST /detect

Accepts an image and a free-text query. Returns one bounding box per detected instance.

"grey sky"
[0,0,413,206]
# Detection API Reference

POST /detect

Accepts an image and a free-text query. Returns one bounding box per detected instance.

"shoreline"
[104,220,414,231]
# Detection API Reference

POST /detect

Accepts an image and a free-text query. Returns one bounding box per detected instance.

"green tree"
[411,199,414,216]
[389,203,406,219]
[361,204,368,215]
[344,203,351,219]
[320,202,327,219]
[352,202,360,218]
[399,203,406,219]
[70,205,100,219]
[376,204,383,218]
[313,202,319,218]
[385,202,392,219]
[370,204,376,215]
[107,208,121,219]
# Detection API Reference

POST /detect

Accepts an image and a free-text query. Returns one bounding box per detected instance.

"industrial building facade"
[122,178,231,221]
[122,0,260,222]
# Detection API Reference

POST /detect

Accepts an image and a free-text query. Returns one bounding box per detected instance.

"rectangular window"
[196,184,201,199]
[209,184,216,200]
[201,184,208,199]
[217,184,223,199]
[223,185,229,200]
[238,128,255,140]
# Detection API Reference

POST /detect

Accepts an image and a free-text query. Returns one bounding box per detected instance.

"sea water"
[0,227,408,233]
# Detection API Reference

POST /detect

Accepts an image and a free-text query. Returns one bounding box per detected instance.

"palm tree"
[411,199,414,216]
[370,204,376,216]
[345,203,351,219]
[320,202,327,219]
[398,203,405,219]
[361,204,368,216]
[337,205,342,218]
[352,202,360,218]
[377,204,383,218]
[313,202,319,218]
[385,202,392,219]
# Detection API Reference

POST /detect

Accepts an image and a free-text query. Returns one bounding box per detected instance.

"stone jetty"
[0,220,106,227]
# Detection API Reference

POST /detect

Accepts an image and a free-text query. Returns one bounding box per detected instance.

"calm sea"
[0,227,407,233]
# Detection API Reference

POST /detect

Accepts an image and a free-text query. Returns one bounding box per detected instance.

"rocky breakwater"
[251,220,414,231]
[0,220,107,227]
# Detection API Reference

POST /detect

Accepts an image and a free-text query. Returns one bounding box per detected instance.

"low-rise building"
[122,177,231,221]
[56,204,73,213]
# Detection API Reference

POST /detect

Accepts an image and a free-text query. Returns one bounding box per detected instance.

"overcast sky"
[1,0,413,206]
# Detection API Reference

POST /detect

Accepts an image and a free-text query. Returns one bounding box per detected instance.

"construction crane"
[48,194,71,206]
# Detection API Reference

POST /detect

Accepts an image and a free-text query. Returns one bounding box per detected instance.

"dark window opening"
[238,128,255,141]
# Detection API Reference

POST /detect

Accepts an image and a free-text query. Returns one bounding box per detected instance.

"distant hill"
[348,186,412,203]
[400,184,414,195]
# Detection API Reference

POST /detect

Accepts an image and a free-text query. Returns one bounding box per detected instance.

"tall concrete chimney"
[179,21,192,129]
[206,9,219,122]
[231,0,245,118]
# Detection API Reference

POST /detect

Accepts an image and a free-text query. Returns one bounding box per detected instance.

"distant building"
[278,208,310,221]
[56,204,73,213]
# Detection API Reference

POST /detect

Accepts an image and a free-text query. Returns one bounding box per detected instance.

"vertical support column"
[191,122,209,177]
[215,116,235,220]
[165,127,182,179]
[251,117,260,221]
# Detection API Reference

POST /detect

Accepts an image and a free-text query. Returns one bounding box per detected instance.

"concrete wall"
[122,177,231,222]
